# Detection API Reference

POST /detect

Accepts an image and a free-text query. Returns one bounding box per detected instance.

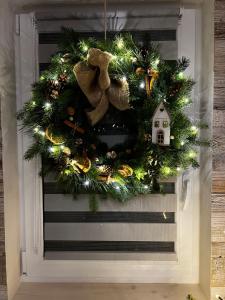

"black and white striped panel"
[37,5,179,260]
[44,194,177,260]
[39,30,177,73]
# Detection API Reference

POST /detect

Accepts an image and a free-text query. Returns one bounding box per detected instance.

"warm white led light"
[154,58,160,66]
[83,45,88,52]
[140,82,145,89]
[83,180,90,186]
[49,147,55,153]
[39,131,45,137]
[116,38,124,49]
[44,102,51,110]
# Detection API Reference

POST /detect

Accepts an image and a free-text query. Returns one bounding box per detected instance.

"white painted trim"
[16,8,201,283]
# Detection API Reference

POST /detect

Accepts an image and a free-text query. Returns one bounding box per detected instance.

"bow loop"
[74,48,130,126]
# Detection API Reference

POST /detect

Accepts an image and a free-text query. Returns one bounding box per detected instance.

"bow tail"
[145,75,151,96]
[86,92,109,126]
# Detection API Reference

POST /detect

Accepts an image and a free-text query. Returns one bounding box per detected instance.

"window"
[17,8,201,284]
[163,120,169,128]
[154,120,160,127]
[157,130,164,144]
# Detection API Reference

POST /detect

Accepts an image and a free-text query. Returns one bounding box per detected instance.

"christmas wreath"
[18,29,208,205]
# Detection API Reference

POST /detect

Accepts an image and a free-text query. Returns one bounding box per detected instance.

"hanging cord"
[104,0,107,40]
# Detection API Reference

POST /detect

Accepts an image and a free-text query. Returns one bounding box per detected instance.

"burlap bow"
[74,48,130,126]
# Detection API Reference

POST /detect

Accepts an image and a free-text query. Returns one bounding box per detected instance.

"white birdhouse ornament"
[152,101,171,146]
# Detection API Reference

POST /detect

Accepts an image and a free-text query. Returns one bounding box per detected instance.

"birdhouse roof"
[152,101,170,119]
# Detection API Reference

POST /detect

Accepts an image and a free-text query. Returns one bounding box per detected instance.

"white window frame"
[16,8,201,283]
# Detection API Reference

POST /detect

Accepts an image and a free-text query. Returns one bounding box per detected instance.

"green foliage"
[17,29,208,204]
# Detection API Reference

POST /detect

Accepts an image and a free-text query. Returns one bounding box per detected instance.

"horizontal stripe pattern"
[44,240,175,252]
[44,194,177,212]
[39,30,176,44]
[44,211,175,223]
[39,41,177,64]
[43,182,175,194]
[44,223,176,241]
[44,251,177,261]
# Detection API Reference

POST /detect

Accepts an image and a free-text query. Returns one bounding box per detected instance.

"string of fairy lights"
[17,31,207,203]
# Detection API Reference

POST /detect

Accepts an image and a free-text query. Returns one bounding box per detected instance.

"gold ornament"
[146,68,159,96]
[45,126,64,145]
[74,48,130,125]
[136,67,159,96]
[118,164,133,177]
[98,175,118,183]
[69,156,91,173]
[135,67,145,75]
[62,147,71,156]
[97,164,111,174]
[97,164,112,182]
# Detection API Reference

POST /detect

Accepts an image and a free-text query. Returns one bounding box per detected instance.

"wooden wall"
[0,123,7,298]
[212,0,225,287]
[0,0,8,297]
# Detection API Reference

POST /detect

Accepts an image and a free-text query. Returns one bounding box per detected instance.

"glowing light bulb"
[183,97,189,104]
[162,166,171,176]
[188,150,196,158]
[116,38,124,49]
[176,167,181,171]
[82,45,88,52]
[39,131,45,137]
[140,82,145,89]
[64,169,71,175]
[191,125,198,134]
[115,185,120,190]
[180,141,185,146]
[154,58,160,66]
[144,185,148,189]
[177,72,184,79]
[49,146,55,153]
[84,180,90,186]
[34,127,39,133]
[60,145,65,150]
[44,102,51,110]
[31,101,36,106]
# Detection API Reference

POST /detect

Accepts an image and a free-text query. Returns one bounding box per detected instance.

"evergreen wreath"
[17,29,208,205]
